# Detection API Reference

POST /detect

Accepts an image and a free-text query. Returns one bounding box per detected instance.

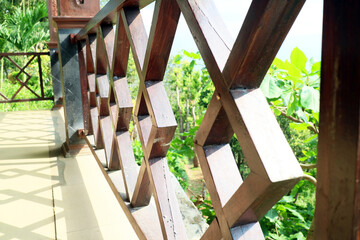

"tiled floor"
[0,109,138,239]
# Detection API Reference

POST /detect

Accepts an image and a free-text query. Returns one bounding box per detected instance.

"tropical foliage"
[0,0,52,111]
[0,0,49,52]
[259,47,319,239]
[160,48,319,239]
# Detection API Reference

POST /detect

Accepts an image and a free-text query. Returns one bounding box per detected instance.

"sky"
[140,0,323,62]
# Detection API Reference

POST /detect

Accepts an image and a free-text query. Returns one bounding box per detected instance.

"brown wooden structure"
[50,0,360,239]
[0,52,53,103]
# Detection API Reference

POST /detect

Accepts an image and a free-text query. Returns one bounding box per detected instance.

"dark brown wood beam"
[315,1,360,239]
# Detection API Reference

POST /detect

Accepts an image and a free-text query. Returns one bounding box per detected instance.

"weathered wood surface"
[75,0,187,238]
[315,1,360,239]
[177,0,305,238]
[62,0,360,239]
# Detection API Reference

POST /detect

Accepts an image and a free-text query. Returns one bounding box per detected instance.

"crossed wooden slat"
[0,55,40,100]
[121,1,187,238]
[77,0,187,239]
[176,0,306,239]
[76,0,308,239]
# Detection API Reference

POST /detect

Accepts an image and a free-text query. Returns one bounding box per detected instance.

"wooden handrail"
[75,0,154,41]
[70,0,305,239]
[0,52,50,56]
[56,0,360,239]
[0,52,53,104]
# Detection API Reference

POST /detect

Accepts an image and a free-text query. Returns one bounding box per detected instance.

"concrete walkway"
[0,109,138,239]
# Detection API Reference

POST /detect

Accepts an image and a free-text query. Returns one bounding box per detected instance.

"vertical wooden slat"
[112,11,130,77]
[315,1,360,239]
[78,40,91,134]
[121,7,148,72]
[100,23,115,71]
[37,55,44,98]
[96,26,108,75]
[148,157,187,240]
[143,0,181,80]
[131,160,152,207]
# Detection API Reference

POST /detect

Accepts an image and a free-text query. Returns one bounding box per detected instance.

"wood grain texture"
[78,40,92,134]
[194,143,232,239]
[315,1,360,239]
[223,173,298,227]
[148,157,187,240]
[113,12,130,77]
[75,0,155,40]
[131,161,152,207]
[100,23,115,72]
[143,0,180,81]
[90,106,104,149]
[145,81,177,128]
[58,0,99,17]
[181,0,305,238]
[87,73,96,107]
[100,116,114,168]
[200,218,222,240]
[223,0,305,88]
[204,144,242,206]
[122,7,148,72]
[230,89,303,181]
[96,74,110,116]
[71,0,316,239]
[83,134,161,240]
[114,77,133,131]
[96,27,108,75]
[176,0,232,73]
[85,36,95,73]
[88,33,97,74]
[115,131,139,200]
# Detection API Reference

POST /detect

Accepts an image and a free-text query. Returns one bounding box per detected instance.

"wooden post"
[46,0,62,106]
[52,0,100,156]
[315,1,360,239]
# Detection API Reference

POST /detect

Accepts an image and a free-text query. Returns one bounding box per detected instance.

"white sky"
[141,0,323,61]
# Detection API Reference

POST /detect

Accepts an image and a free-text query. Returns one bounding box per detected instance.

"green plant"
[261,192,314,240]
[0,0,53,111]
[259,48,319,239]
[131,132,189,189]
[191,193,216,224]
[132,139,144,166]
[0,1,49,52]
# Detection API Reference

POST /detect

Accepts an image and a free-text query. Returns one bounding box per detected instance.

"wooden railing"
[70,0,305,239]
[68,0,305,238]
[55,0,360,239]
[0,52,53,103]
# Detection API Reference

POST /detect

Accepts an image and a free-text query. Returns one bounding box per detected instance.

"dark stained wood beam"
[112,12,130,77]
[142,0,181,81]
[76,0,155,40]
[315,1,360,239]
[223,0,305,88]
[121,7,148,73]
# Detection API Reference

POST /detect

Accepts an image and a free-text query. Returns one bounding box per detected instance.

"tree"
[0,1,49,85]
[165,51,213,133]
[165,51,214,167]
[0,1,49,53]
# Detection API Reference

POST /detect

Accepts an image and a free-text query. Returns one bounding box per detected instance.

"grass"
[0,76,54,112]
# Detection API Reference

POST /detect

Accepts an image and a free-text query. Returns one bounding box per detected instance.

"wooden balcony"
[0,0,359,239]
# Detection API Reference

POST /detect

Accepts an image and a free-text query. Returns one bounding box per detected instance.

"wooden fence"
[54,0,360,239]
[0,52,53,103]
